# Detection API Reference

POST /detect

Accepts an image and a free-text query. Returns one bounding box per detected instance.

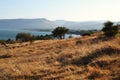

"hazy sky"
[0,0,120,21]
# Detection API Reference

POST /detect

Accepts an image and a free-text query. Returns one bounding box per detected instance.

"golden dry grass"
[0,35,120,80]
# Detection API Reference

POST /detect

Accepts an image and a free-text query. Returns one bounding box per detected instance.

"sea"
[0,29,80,40]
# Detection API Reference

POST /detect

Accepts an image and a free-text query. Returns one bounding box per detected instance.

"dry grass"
[0,35,120,80]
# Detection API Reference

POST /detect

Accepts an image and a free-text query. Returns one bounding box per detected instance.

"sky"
[0,0,120,21]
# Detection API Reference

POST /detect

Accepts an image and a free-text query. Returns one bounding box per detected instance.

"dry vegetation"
[0,34,120,80]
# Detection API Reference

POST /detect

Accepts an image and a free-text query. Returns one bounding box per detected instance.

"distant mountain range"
[0,18,106,30]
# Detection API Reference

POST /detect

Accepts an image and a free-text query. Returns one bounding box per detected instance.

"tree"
[16,32,32,42]
[52,27,69,39]
[29,35,35,44]
[102,21,119,37]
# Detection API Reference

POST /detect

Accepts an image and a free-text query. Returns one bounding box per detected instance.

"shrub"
[82,32,93,36]
[68,35,73,38]
[6,38,15,44]
[16,32,32,42]
[35,34,53,40]
[102,21,119,37]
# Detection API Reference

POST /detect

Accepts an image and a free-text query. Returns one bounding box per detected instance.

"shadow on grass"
[0,54,11,59]
[89,36,114,44]
[76,36,113,45]
[0,75,40,80]
[88,72,102,79]
[71,47,120,66]
[0,75,64,80]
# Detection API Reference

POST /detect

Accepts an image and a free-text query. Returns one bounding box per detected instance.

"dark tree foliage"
[6,38,15,44]
[82,31,94,36]
[16,32,32,42]
[16,32,53,43]
[52,27,69,39]
[35,34,53,40]
[102,21,119,37]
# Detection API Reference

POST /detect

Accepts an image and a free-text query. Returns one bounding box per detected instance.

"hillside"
[0,19,56,29]
[0,35,120,80]
[0,19,104,30]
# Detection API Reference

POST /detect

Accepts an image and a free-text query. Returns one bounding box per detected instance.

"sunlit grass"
[0,35,120,80]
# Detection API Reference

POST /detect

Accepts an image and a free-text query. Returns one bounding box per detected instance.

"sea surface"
[0,29,80,40]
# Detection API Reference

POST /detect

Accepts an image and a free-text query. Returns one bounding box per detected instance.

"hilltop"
[0,18,104,30]
[0,34,120,80]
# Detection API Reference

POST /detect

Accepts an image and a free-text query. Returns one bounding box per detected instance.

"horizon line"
[0,18,111,22]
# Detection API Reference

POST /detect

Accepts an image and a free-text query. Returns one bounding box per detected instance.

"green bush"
[16,32,32,42]
[35,34,53,40]
[82,31,94,36]
[102,21,119,37]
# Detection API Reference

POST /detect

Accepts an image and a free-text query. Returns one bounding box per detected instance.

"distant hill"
[0,18,56,29]
[55,20,105,30]
[0,18,105,30]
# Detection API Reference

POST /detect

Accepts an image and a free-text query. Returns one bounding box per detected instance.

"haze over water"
[0,29,80,40]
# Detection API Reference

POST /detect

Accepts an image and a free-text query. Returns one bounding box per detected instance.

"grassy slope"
[0,35,120,80]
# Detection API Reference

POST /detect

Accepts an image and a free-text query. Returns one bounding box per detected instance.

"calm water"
[0,29,80,40]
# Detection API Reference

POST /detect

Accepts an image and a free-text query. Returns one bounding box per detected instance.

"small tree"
[102,21,119,37]
[16,32,32,42]
[52,27,69,39]
[29,35,35,44]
